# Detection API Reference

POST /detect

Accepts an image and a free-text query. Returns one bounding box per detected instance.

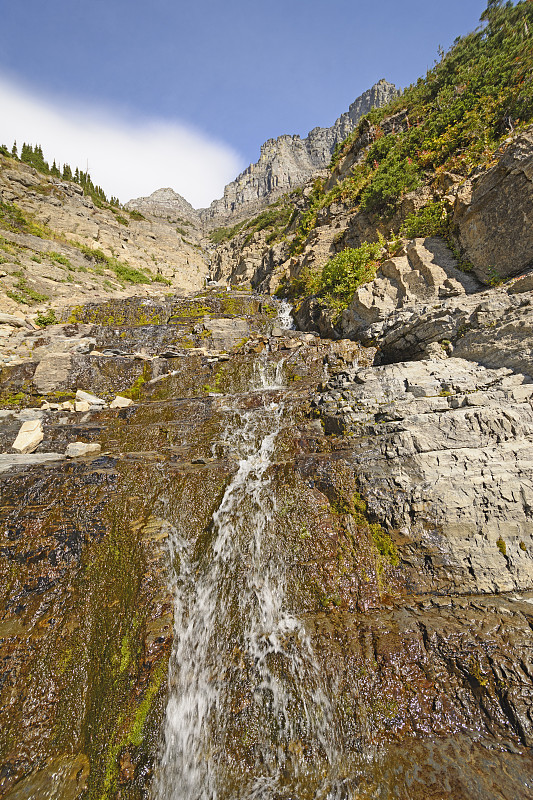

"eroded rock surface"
[315,357,533,595]
[1,291,532,799]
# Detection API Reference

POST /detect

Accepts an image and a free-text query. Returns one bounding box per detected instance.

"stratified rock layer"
[0,290,532,798]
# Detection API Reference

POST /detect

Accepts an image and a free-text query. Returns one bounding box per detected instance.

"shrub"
[319,238,384,306]
[48,251,72,268]
[359,152,420,213]
[400,201,450,238]
[35,309,58,327]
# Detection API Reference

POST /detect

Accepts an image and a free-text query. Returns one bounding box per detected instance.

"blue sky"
[0,0,488,206]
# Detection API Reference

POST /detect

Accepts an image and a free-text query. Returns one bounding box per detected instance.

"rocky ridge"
[127,80,399,230]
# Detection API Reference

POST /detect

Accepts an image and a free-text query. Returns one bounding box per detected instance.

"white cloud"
[0,74,243,208]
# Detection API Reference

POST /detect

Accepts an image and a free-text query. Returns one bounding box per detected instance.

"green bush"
[35,308,58,327]
[48,251,72,268]
[359,152,420,213]
[319,238,384,305]
[128,210,145,221]
[400,201,450,238]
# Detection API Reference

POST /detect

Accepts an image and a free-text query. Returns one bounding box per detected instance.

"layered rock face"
[454,128,533,282]
[200,79,399,227]
[1,289,533,799]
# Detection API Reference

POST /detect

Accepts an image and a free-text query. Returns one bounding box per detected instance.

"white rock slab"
[12,420,44,454]
[65,442,102,458]
[75,389,106,405]
[110,396,133,408]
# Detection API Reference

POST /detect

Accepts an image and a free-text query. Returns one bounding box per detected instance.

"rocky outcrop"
[125,187,201,226]
[356,280,533,376]
[340,237,480,338]
[454,127,533,282]
[316,356,533,595]
[168,80,396,229]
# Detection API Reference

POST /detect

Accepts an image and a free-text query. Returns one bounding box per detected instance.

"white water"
[154,366,338,800]
[276,300,296,331]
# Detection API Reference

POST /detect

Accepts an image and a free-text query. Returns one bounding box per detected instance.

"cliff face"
[199,79,399,227]
[125,80,399,230]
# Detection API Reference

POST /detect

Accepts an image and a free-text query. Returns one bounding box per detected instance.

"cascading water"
[276,299,296,331]
[153,362,341,800]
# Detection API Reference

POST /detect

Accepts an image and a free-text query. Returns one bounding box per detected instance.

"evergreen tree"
[11,141,17,157]
[62,164,73,181]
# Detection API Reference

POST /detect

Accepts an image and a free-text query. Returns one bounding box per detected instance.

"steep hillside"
[0,156,209,320]
[209,1,533,305]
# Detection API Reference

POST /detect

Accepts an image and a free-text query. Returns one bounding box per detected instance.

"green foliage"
[371,523,400,567]
[286,237,385,319]
[359,152,420,213]
[208,221,247,244]
[48,251,72,268]
[152,273,172,285]
[496,536,507,556]
[35,308,58,327]
[0,201,50,238]
[114,214,129,226]
[108,259,151,285]
[242,203,292,245]
[400,200,451,238]
[7,277,49,305]
[319,238,384,307]
[128,209,145,221]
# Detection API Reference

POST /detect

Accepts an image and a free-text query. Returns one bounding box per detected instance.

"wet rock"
[3,754,89,800]
[0,452,63,472]
[65,442,102,458]
[12,419,43,454]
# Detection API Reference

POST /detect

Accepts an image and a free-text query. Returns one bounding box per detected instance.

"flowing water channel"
[153,354,344,800]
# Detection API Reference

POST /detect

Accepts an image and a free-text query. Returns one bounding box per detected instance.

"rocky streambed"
[0,289,532,799]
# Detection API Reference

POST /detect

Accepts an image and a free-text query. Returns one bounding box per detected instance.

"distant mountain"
[127,80,399,229]
[199,79,399,227]
[125,187,200,226]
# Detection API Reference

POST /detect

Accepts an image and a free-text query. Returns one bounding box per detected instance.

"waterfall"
[153,366,339,800]
[276,300,296,331]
